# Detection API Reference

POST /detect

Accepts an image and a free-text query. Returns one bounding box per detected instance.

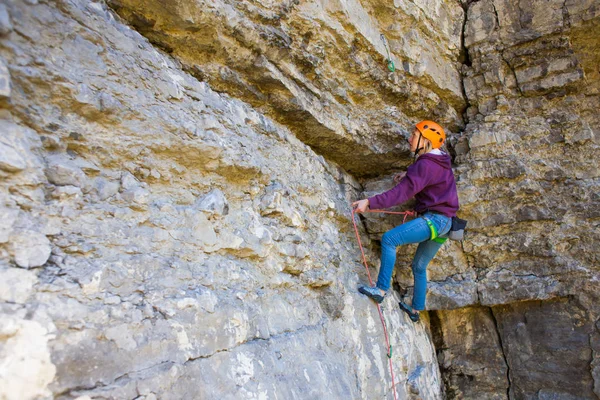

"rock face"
[428,0,600,397]
[431,298,597,399]
[0,316,56,400]
[106,0,467,177]
[0,1,447,399]
[430,307,508,399]
[0,0,599,399]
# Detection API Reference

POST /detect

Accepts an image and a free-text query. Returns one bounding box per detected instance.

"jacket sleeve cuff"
[367,196,381,210]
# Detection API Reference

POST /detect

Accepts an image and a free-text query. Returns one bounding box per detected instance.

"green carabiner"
[387,59,396,72]
[380,34,395,73]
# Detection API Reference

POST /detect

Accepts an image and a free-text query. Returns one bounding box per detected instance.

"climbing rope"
[351,208,417,400]
[380,34,396,72]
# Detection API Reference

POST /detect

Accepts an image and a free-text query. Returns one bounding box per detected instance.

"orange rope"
[350,208,417,400]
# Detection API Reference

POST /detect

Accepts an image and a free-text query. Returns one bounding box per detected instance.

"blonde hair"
[418,137,433,155]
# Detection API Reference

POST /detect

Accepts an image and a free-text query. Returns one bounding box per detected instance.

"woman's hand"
[393,171,406,184]
[352,199,370,213]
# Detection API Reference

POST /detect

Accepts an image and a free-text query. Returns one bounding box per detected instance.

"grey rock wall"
[357,0,600,397]
[432,298,597,399]
[1,0,599,399]
[0,0,444,399]
[430,307,508,399]
[429,0,600,397]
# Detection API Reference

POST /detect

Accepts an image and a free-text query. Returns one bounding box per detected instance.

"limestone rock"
[121,186,150,208]
[0,4,12,36]
[45,157,87,188]
[433,298,599,399]
[217,210,274,258]
[189,212,218,249]
[431,307,509,399]
[0,267,37,303]
[0,316,56,400]
[0,2,440,399]
[120,171,139,191]
[9,230,51,268]
[0,58,10,98]
[259,182,304,227]
[107,0,467,176]
[195,188,229,216]
[426,278,479,310]
[0,120,42,175]
[93,178,120,200]
[50,185,83,201]
[0,206,19,243]
[1,0,598,399]
[495,299,596,399]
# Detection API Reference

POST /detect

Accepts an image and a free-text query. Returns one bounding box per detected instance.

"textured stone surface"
[424,1,600,396]
[0,4,12,36]
[0,1,445,398]
[0,316,56,400]
[9,230,52,268]
[0,142,24,172]
[0,58,10,98]
[0,0,599,398]
[0,206,19,243]
[107,0,467,177]
[430,307,508,399]
[0,266,37,303]
[493,298,596,399]
[433,299,598,400]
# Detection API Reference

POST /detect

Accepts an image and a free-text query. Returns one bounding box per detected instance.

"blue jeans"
[375,212,452,310]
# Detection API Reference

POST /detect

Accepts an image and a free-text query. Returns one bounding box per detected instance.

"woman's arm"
[368,160,432,209]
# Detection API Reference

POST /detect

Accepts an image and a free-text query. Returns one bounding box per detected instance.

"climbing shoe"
[399,301,420,322]
[358,285,386,304]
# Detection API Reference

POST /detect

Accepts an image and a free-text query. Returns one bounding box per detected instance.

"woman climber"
[352,120,459,323]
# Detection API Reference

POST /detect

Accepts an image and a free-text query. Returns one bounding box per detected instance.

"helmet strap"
[414,133,424,161]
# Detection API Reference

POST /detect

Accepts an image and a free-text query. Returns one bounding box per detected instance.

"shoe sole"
[398,301,420,322]
[358,287,384,303]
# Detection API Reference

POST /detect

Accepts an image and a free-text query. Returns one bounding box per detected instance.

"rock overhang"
[107,0,467,177]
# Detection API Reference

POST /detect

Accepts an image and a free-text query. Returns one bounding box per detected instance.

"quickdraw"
[380,34,396,72]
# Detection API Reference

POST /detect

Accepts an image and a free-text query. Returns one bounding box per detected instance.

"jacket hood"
[418,152,452,170]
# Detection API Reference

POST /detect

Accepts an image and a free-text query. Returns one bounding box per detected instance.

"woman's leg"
[375,218,431,292]
[411,239,445,310]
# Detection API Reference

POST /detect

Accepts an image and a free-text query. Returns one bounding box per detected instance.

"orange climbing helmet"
[415,120,446,149]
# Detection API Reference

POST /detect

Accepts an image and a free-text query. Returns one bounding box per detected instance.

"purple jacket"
[368,153,459,217]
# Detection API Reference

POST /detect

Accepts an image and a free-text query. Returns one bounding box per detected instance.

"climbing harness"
[422,216,448,244]
[380,34,396,72]
[351,208,417,400]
